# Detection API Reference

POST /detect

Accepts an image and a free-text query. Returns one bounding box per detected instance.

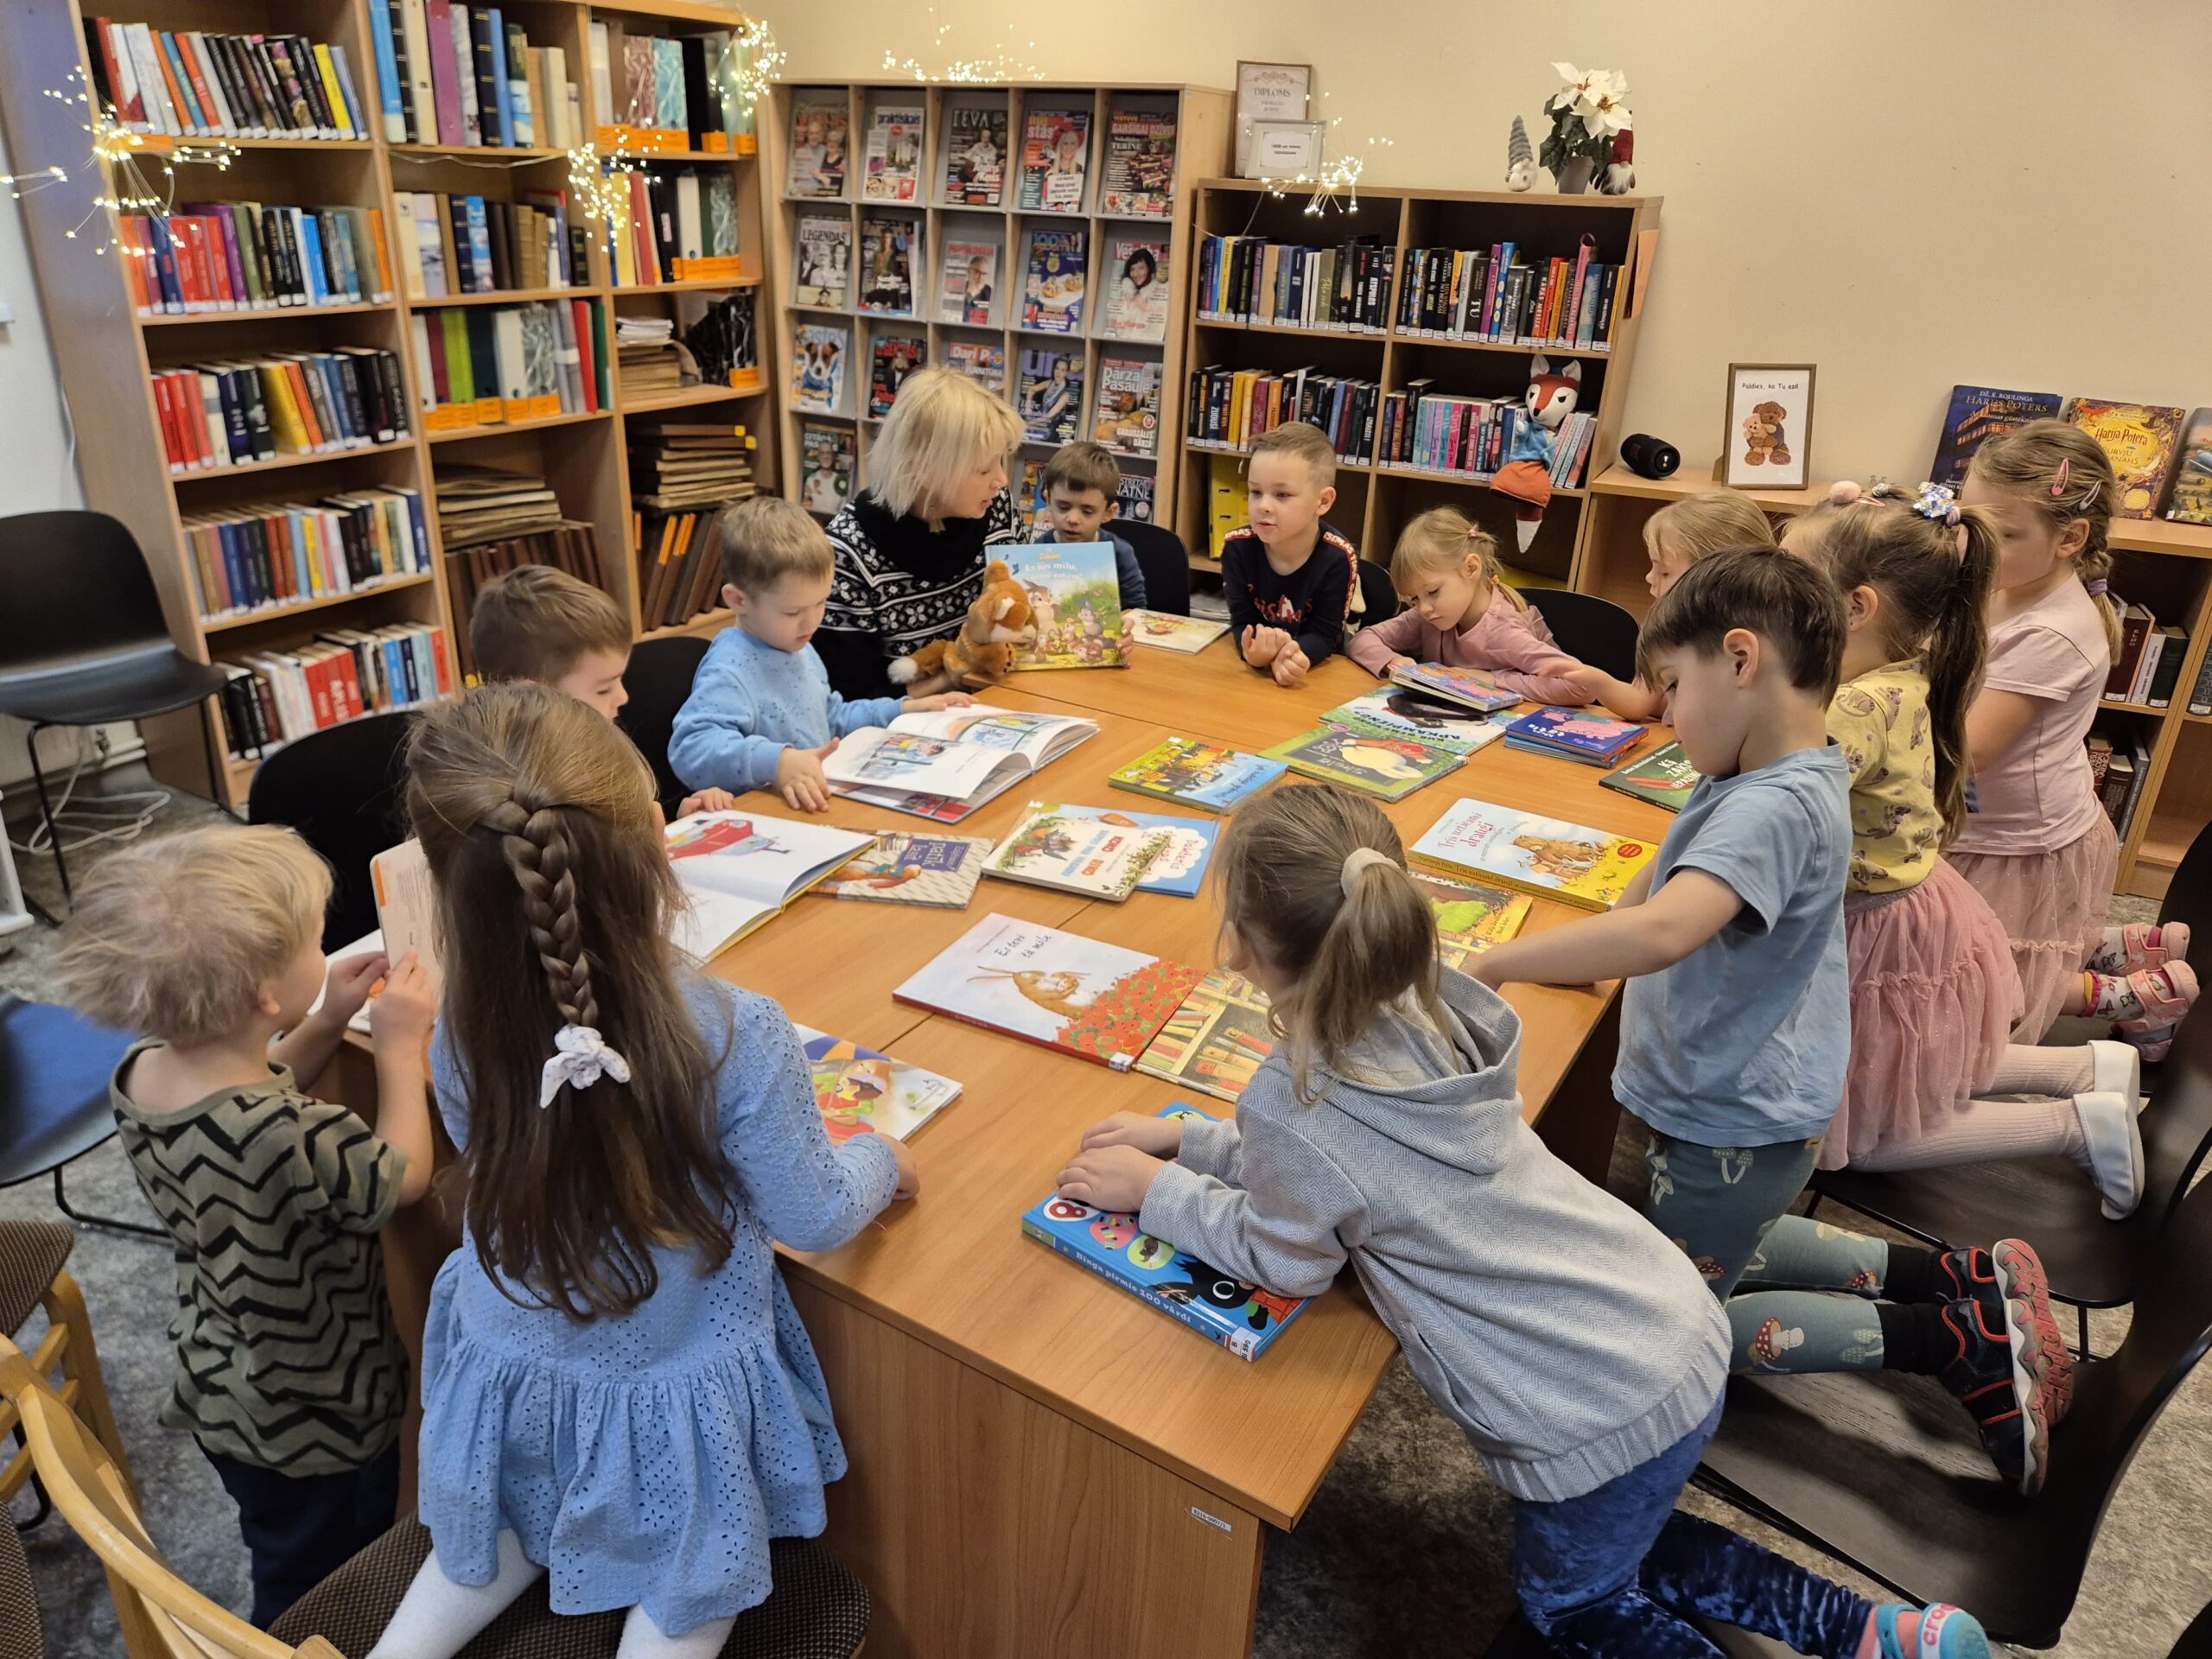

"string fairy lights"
[881,9,1044,83]
[725,18,787,116]
[0,68,238,253]
[567,141,643,238]
[1254,90,1394,217]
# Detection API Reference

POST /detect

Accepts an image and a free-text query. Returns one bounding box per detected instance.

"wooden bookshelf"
[0,0,779,810]
[1170,178,1662,582]
[761,79,1230,532]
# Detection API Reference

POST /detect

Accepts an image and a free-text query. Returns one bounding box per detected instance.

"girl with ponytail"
[365,684,913,1659]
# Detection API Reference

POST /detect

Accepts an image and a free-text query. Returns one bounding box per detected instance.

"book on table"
[1134,971,1274,1102]
[1386,662,1522,714]
[792,1024,960,1144]
[1322,687,1513,754]
[1108,736,1287,813]
[663,811,877,959]
[893,912,1202,1068]
[1599,741,1698,812]
[1501,706,1645,767]
[1410,798,1656,912]
[825,706,1099,822]
[1410,871,1534,965]
[983,803,1175,900]
[1004,542,1128,670]
[1122,611,1228,654]
[1001,799,1219,897]
[1020,1107,1313,1362]
[813,830,991,907]
[1262,725,1465,802]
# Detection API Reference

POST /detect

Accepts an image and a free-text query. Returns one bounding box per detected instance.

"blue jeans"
[1512,1398,1872,1658]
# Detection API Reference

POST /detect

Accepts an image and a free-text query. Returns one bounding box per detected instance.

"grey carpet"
[5,794,2207,1656]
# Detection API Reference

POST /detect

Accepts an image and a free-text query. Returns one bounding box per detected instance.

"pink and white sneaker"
[2089,922,2190,976]
[2113,962,2199,1063]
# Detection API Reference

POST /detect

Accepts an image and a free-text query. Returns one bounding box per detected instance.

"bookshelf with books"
[0,0,781,810]
[766,80,1228,527]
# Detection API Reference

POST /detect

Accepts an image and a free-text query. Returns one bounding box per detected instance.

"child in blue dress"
[364,684,915,1659]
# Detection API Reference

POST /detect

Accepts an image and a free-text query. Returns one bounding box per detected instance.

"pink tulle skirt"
[1820,858,2022,1171]
[1948,817,2120,1041]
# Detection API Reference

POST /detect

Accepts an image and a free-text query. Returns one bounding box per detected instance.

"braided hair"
[405,684,733,1319]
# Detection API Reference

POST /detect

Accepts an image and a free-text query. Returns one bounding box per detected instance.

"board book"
[791,1024,959,1144]
[824,707,1097,818]
[1323,688,1512,755]
[1124,611,1228,654]
[1014,800,1218,897]
[664,811,876,958]
[1109,736,1287,814]
[1411,799,1656,912]
[1599,741,1698,812]
[813,830,991,907]
[1005,542,1127,669]
[983,804,1173,900]
[1387,662,1522,714]
[1262,725,1465,802]
[1134,972,1274,1102]
[1020,1108,1313,1361]
[1502,707,1645,767]
[893,912,1202,1069]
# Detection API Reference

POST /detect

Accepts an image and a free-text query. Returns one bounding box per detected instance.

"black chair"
[0,511,232,906]
[620,635,712,817]
[1116,519,1191,617]
[1528,588,1641,681]
[0,995,155,1239]
[1695,1168,2212,1649]
[1354,558,1401,629]
[247,709,416,952]
[2158,812,2212,960]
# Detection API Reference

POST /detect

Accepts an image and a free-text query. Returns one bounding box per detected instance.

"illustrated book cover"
[662,810,875,958]
[1014,800,1218,896]
[791,1024,959,1143]
[1387,662,1522,714]
[1409,798,1656,912]
[813,830,991,907]
[984,803,1173,900]
[1926,385,2063,489]
[1502,706,1646,767]
[1108,736,1287,813]
[1134,973,1274,1102]
[1599,740,1698,812]
[1004,541,1127,669]
[1123,610,1229,654]
[826,706,1099,817]
[2063,397,2188,519]
[1262,725,1465,803]
[1323,688,1513,755]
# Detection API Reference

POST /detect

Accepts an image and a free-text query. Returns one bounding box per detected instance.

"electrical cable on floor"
[6,729,168,858]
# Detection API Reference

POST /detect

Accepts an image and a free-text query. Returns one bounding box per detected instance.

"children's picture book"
[1099,101,1178,218]
[815,830,991,907]
[1409,872,1533,968]
[1410,798,1656,912]
[1134,975,1274,1102]
[893,912,1202,1067]
[857,214,918,315]
[1018,348,1084,444]
[825,707,1100,816]
[785,92,849,197]
[868,332,923,420]
[945,337,1006,391]
[1109,736,1287,814]
[1262,726,1465,802]
[663,811,876,958]
[1323,688,1513,755]
[1017,105,1090,212]
[941,104,1007,206]
[2063,398,2189,519]
[791,214,851,308]
[798,423,856,516]
[791,1024,960,1143]
[1599,740,1699,812]
[1091,357,1162,458]
[1020,1108,1313,1360]
[1926,385,2063,489]
[1502,707,1646,767]
[1004,542,1127,669]
[938,237,997,326]
[1020,226,1087,333]
[791,321,849,413]
[861,100,923,200]
[984,804,1173,900]
[1387,662,1522,714]
[1015,800,1220,896]
[2170,408,2212,526]
[1101,236,1170,343]
[1124,611,1230,654]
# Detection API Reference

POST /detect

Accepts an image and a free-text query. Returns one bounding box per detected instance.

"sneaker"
[1936,1294,2050,1497]
[2113,962,2198,1063]
[2088,921,2190,976]
[2074,1090,2144,1220]
[1936,1240,2074,1424]
[1868,1603,1994,1658]
[2088,1037,2143,1114]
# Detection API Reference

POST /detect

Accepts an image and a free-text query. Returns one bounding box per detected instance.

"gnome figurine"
[1599,129,1636,194]
[1505,115,1535,192]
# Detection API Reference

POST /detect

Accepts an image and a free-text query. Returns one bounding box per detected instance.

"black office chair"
[1353,558,1401,629]
[1529,588,1641,681]
[0,512,232,906]
[0,995,155,1239]
[620,635,713,817]
[1116,520,1192,617]
[246,709,416,952]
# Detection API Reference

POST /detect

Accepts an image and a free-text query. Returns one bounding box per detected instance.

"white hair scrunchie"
[1340,846,1393,896]
[539,1023,632,1109]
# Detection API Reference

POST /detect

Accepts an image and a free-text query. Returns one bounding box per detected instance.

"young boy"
[671,496,969,811]
[1221,421,1360,685]
[468,564,735,818]
[1035,440,1146,611]
[52,825,437,1630]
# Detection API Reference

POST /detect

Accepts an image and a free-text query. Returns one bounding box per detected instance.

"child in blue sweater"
[671,498,970,810]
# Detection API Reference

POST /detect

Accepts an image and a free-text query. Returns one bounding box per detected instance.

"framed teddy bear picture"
[1721,363,1817,491]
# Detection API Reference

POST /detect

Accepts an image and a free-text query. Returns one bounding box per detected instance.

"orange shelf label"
[426,404,478,432]
[527,395,563,420]
[474,397,505,424]
[674,256,745,283]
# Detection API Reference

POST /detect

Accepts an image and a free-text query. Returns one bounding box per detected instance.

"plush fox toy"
[1489,353,1582,552]
[889,560,1036,690]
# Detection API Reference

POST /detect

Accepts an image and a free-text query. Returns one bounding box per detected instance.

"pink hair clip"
[1827,480,1866,506]
[2052,458,2073,498]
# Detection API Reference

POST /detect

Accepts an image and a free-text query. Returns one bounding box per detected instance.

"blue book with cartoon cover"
[1501,706,1644,766]
[1020,1106,1313,1360]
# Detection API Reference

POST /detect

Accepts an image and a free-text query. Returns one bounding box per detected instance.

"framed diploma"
[1236,60,1313,176]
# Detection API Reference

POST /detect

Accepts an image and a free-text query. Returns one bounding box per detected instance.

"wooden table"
[340,639,1676,1659]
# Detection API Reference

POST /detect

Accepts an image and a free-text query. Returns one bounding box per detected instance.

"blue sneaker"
[1936,1294,2050,1496]
[1871,1602,1993,1658]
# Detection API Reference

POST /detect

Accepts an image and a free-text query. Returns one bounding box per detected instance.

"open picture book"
[663,812,878,959]
[826,706,1098,822]
[1123,611,1229,654]
[792,1024,961,1144]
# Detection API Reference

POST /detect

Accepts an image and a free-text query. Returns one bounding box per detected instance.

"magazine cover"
[1016,801,1218,896]
[1017,457,1051,534]
[1017,105,1091,212]
[815,830,991,906]
[785,92,849,197]
[2063,397,2189,518]
[1005,542,1126,669]
[942,105,1008,206]
[1117,473,1156,524]
[791,321,849,413]
[868,333,924,420]
[861,100,923,200]
[1101,237,1170,343]
[1323,688,1513,754]
[1020,226,1087,333]
[1099,103,1177,217]
[1926,385,2063,489]
[792,215,851,308]
[1091,357,1162,457]
[1600,740,1699,812]
[798,422,856,515]
[1134,975,1273,1102]
[1388,662,1522,713]
[1408,872,1534,968]
[1124,611,1229,655]
[1019,349,1084,444]
[1109,736,1287,813]
[938,238,998,326]
[946,338,1006,391]
[892,912,1202,1066]
[1262,726,1465,802]
[857,214,918,314]
[984,805,1171,900]
[791,1024,961,1143]
[1410,798,1656,912]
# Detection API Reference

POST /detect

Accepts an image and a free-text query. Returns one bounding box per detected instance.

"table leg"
[1530,995,1624,1186]
[789,1279,1266,1659]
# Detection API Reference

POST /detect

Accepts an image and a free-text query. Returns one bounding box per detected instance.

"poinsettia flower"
[1581,86,1633,138]
[1549,61,1599,113]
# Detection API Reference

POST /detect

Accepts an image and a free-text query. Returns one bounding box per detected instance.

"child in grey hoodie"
[1058,784,1991,1659]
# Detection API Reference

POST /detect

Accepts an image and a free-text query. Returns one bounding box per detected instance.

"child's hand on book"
[1381,653,1417,677]
[1080,1110,1186,1159]
[317,950,390,1031]
[1271,645,1311,686]
[370,953,436,1052]
[1241,624,1288,666]
[1057,1142,1168,1214]
[776,741,838,812]
[901,692,976,713]
[678,788,740,817]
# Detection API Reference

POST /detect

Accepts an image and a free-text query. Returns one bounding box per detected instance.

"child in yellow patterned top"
[1823,660,1942,893]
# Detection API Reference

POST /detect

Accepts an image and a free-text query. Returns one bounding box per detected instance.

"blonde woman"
[818,366,1024,699]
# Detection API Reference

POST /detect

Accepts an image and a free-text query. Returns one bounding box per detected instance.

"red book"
[426,627,454,696]
[150,372,185,468]
[118,219,150,311]
[175,34,224,135]
[302,651,334,728]
[92,22,142,126]
[569,299,599,412]
[423,0,465,145]
[1562,234,1594,346]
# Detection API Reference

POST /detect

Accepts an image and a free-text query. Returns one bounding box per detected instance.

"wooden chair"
[618,636,713,820]
[0,1220,134,1518]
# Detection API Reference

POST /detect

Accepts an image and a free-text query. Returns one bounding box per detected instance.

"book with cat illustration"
[1133,971,1274,1102]
[1599,741,1698,812]
[1322,688,1514,755]
[1012,800,1219,896]
[1262,725,1465,802]
[1386,662,1522,714]
[825,706,1098,820]
[983,804,1173,900]
[1410,799,1656,912]
[1108,735,1286,813]
[813,830,992,907]
[791,1024,960,1144]
[1501,706,1646,767]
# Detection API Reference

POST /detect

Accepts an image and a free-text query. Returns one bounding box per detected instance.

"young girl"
[1057,785,1991,1659]
[1348,506,1642,714]
[1957,420,2195,1052]
[364,687,916,1659]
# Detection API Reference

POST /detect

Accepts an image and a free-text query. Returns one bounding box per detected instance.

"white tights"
[1850,1045,2097,1173]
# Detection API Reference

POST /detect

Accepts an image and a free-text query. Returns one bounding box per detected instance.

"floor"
[5,786,2208,1658]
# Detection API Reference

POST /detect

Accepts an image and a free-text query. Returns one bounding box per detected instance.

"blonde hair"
[864,366,1022,521]
[1967,418,2122,662]
[1390,505,1527,613]
[1645,492,1777,568]
[470,565,630,685]
[54,824,330,1047]
[718,495,833,594]
[1216,785,1446,1104]
[1249,421,1338,491]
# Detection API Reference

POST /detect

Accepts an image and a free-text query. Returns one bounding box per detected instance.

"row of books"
[610,168,745,287]
[2088,732,2154,841]
[188,489,430,621]
[786,90,1176,218]
[632,422,757,628]
[445,524,607,680]
[120,205,393,317]
[151,349,410,473]
[410,300,610,429]
[217,624,453,759]
[1185,365,1382,464]
[85,21,365,140]
[2107,597,2191,708]
[1194,235,1397,334]
[586,18,759,149]
[1385,397,1598,485]
[367,2,577,149]
[393,189,584,300]
[1929,390,2212,525]
[1395,242,1628,351]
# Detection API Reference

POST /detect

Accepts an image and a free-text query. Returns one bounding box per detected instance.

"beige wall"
[774,0,2212,484]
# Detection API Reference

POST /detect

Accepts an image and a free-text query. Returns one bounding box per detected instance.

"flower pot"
[1552,156,1594,194]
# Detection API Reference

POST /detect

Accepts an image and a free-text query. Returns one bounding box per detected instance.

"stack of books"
[1501,708,1646,768]
[186,490,430,622]
[391,189,583,299]
[628,423,756,512]
[434,466,564,544]
[120,204,393,316]
[217,624,454,758]
[615,315,686,399]
[85,23,366,140]
[151,349,409,472]
[366,3,582,148]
